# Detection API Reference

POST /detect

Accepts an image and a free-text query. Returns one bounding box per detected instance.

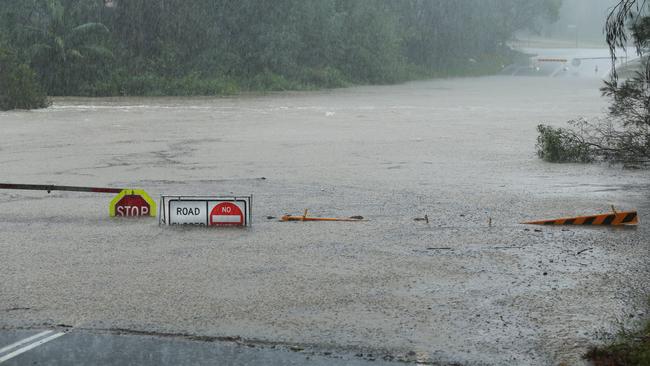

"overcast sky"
[544,0,619,42]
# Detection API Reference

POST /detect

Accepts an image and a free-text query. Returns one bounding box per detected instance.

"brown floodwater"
[0,75,648,365]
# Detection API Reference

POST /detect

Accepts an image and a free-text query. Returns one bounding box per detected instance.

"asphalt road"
[503,47,637,78]
[0,328,396,366]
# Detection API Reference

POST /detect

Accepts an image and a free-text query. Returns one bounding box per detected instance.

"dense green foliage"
[537,84,650,165]
[0,0,561,98]
[536,123,594,163]
[0,39,49,110]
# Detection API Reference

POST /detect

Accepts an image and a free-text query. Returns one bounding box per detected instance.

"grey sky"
[544,0,619,42]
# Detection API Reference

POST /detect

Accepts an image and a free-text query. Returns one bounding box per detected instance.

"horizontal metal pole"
[0,183,123,194]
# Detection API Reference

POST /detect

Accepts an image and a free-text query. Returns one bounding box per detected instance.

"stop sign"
[209,202,244,226]
[109,189,156,217]
[115,195,150,217]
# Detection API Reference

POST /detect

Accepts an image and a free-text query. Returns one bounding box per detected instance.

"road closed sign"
[109,189,157,217]
[160,195,252,227]
[167,200,206,225]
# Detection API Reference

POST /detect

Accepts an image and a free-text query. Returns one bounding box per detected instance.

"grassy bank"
[584,303,650,366]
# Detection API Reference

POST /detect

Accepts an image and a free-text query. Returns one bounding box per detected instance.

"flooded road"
[1,75,648,365]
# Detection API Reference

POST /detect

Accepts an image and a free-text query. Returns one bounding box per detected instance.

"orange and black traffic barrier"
[536,58,568,63]
[523,210,638,226]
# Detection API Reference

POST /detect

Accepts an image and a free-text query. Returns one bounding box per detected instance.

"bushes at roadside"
[17,50,518,99]
[584,314,650,366]
[297,67,349,89]
[76,67,351,96]
[536,123,595,163]
[0,44,49,111]
[76,53,515,97]
[537,117,650,165]
[80,72,240,97]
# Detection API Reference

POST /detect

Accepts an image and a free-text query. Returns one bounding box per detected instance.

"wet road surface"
[503,47,636,78]
[0,328,393,366]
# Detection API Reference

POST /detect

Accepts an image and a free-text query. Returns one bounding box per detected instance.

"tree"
[0,37,49,110]
[606,0,649,81]
[26,0,113,95]
[0,0,564,96]
[537,1,650,165]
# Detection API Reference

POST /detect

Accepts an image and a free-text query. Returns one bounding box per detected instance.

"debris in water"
[4,307,31,311]
[414,214,429,223]
[281,209,367,222]
[576,248,594,255]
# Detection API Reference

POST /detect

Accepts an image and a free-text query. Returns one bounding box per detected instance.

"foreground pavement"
[0,328,395,366]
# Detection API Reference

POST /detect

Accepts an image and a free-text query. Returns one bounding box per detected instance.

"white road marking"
[0,332,66,363]
[0,331,53,355]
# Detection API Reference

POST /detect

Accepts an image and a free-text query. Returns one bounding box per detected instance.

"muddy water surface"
[1,75,648,365]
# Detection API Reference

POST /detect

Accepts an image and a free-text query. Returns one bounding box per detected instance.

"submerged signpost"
[159,195,252,227]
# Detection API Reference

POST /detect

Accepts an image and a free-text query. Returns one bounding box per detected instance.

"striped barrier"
[536,58,568,63]
[524,211,638,226]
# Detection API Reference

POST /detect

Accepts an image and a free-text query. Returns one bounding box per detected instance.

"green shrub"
[298,67,349,89]
[170,73,240,96]
[0,46,49,111]
[584,318,650,366]
[251,71,295,91]
[79,72,240,97]
[536,124,595,163]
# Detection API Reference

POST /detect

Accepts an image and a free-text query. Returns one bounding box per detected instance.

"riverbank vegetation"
[537,0,650,165]
[584,303,650,366]
[0,38,49,110]
[0,0,560,109]
[536,72,650,165]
